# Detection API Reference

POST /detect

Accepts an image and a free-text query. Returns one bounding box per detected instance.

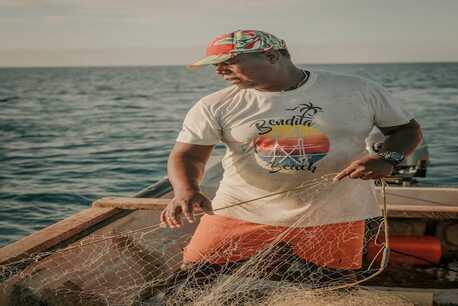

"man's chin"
[233,81,254,89]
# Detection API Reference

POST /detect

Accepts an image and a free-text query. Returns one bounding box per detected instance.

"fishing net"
[0,176,409,306]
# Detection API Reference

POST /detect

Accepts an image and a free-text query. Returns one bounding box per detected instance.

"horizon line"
[1,60,457,69]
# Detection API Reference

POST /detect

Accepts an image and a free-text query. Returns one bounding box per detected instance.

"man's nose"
[214,63,228,75]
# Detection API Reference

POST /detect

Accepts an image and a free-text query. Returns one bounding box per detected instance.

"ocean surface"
[1,63,457,247]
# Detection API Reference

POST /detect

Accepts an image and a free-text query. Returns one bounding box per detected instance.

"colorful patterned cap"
[189,30,287,68]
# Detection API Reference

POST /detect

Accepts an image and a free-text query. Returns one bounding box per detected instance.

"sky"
[0,0,457,67]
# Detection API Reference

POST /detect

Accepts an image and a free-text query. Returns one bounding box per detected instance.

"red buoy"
[367,235,442,267]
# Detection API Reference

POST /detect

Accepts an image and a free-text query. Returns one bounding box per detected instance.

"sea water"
[1,63,457,246]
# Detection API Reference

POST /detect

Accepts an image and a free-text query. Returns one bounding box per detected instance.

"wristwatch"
[377,151,405,166]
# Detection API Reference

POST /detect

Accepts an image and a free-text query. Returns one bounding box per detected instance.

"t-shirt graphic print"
[251,103,330,174]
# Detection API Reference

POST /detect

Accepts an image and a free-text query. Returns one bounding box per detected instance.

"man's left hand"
[333,155,394,182]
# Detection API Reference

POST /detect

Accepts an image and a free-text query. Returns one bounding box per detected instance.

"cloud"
[0,0,60,9]
[2,43,457,68]
[45,15,66,23]
[0,0,299,18]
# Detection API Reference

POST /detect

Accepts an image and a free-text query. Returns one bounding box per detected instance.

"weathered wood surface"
[376,186,458,219]
[387,204,458,219]
[93,197,170,210]
[375,186,458,206]
[365,286,458,306]
[0,207,121,265]
[381,290,433,306]
[92,196,458,220]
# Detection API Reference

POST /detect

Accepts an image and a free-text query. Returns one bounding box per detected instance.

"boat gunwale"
[0,178,172,266]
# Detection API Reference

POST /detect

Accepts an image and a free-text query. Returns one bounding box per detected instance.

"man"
[160,30,422,282]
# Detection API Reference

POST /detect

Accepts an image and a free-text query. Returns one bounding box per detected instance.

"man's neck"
[255,65,306,92]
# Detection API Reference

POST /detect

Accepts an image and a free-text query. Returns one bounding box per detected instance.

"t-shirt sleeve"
[365,80,414,128]
[176,100,222,145]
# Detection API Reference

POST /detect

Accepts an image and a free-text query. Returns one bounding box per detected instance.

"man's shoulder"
[313,69,371,87]
[198,85,242,107]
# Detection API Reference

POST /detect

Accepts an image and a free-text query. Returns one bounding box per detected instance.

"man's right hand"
[160,190,212,229]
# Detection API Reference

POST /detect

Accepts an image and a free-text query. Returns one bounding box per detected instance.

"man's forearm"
[167,154,205,193]
[379,120,423,156]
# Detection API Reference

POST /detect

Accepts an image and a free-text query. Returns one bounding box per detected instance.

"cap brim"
[188,54,232,69]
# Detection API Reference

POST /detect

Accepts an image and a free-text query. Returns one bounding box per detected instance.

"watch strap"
[377,151,405,166]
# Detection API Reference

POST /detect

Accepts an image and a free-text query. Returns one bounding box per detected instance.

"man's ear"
[264,50,280,64]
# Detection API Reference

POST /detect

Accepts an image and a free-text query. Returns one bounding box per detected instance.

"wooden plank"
[388,204,458,213]
[367,289,433,306]
[0,207,120,265]
[375,186,458,206]
[366,287,434,306]
[93,197,170,209]
[376,186,458,218]
[386,204,458,219]
[391,291,433,306]
[92,196,458,218]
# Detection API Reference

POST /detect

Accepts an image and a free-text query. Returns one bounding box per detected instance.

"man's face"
[214,52,274,89]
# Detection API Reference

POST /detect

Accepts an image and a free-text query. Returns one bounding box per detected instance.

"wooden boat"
[1,153,458,306]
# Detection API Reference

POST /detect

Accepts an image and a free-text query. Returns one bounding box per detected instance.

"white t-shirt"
[176,70,413,227]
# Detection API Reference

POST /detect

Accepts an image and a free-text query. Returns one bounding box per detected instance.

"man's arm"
[377,119,422,155]
[334,119,422,181]
[161,142,214,228]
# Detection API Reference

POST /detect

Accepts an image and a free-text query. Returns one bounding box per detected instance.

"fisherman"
[160,30,422,282]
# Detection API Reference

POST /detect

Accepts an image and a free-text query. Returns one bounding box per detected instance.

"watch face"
[384,152,405,165]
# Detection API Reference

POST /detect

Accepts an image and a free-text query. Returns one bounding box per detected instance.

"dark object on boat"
[366,128,429,186]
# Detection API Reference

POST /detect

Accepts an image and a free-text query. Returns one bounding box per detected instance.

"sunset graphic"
[253,125,330,173]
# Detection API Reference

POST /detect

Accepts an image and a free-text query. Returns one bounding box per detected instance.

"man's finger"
[166,206,178,228]
[182,201,194,223]
[334,165,357,181]
[164,210,173,228]
[168,206,181,228]
[164,209,176,228]
[349,166,366,179]
[160,210,167,228]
